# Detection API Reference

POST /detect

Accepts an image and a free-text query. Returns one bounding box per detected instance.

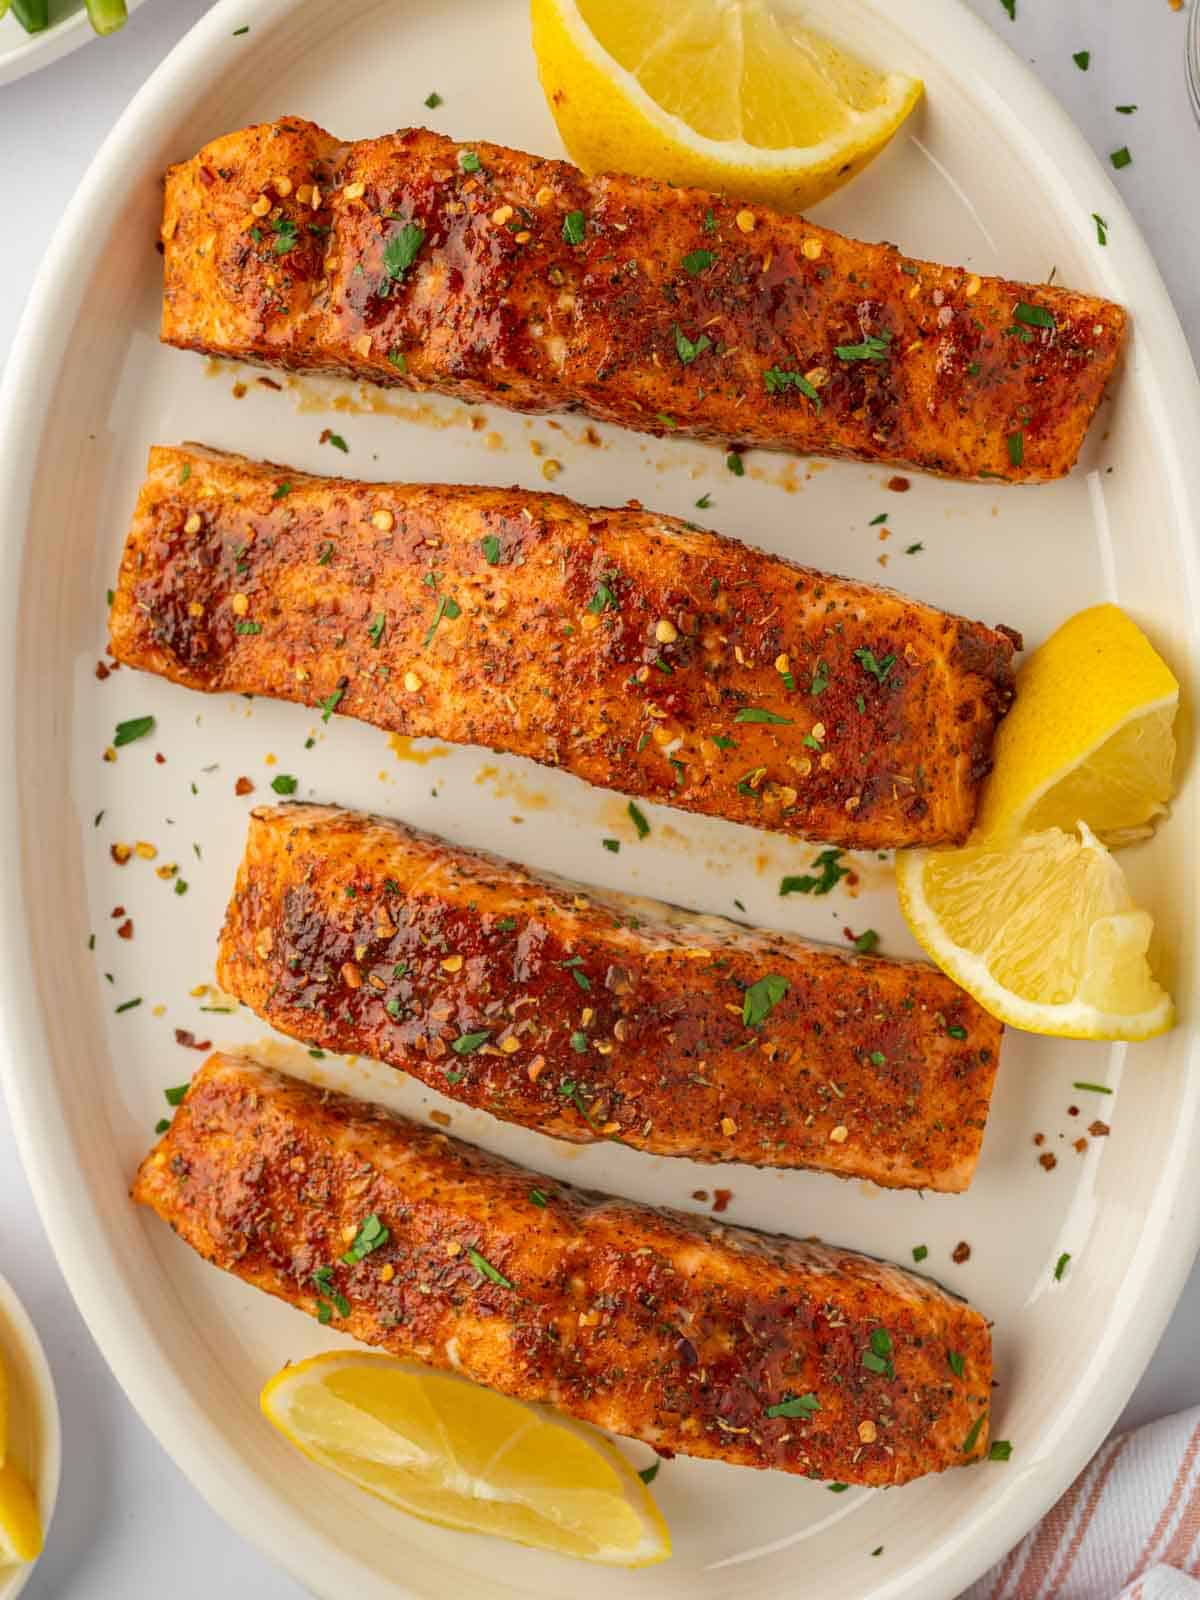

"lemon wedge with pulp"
[896,822,1173,1040]
[975,603,1178,846]
[530,0,923,210]
[261,1353,670,1565]
[0,1462,42,1567]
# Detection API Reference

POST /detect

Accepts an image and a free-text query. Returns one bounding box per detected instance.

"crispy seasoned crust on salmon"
[109,445,1019,850]
[216,804,1003,1191]
[133,1055,993,1483]
[160,119,1125,483]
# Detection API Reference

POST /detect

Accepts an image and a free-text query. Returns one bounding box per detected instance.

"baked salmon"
[108,444,1019,850]
[132,1054,993,1484]
[159,119,1125,483]
[216,804,1003,1191]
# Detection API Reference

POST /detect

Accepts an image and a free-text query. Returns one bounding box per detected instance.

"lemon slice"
[976,604,1178,846]
[0,1462,42,1567]
[897,823,1173,1040]
[0,1348,7,1469]
[530,0,923,210]
[261,1353,669,1566]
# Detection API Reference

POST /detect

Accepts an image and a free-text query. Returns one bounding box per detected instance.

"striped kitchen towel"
[964,1408,1200,1599]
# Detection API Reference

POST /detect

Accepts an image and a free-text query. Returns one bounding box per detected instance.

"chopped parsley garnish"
[703,207,716,233]
[367,612,386,646]
[779,849,848,898]
[232,24,249,34]
[602,838,620,853]
[869,1050,886,1066]
[734,707,792,725]
[325,432,348,453]
[316,541,334,564]
[586,580,618,613]
[695,493,712,509]
[764,1392,819,1419]
[163,1083,189,1106]
[1006,429,1025,467]
[989,1440,1013,1461]
[1109,146,1132,170]
[468,1247,513,1288]
[458,150,481,173]
[655,412,677,429]
[912,1244,929,1263]
[384,223,426,283]
[764,365,821,407]
[178,463,191,484]
[862,1327,895,1380]
[627,801,650,839]
[1092,213,1109,247]
[947,1350,965,1378]
[271,217,299,255]
[451,1031,490,1055]
[673,324,712,366]
[423,593,461,645]
[234,620,262,635]
[424,91,443,108]
[854,646,896,683]
[868,512,888,526]
[319,688,344,722]
[1116,104,1137,115]
[387,348,407,372]
[385,998,402,1020]
[853,928,879,954]
[342,1213,390,1265]
[1072,1081,1113,1094]
[638,1461,661,1485]
[562,210,586,245]
[1014,301,1054,330]
[155,1119,170,1134]
[947,1024,968,1040]
[726,452,744,476]
[495,916,516,931]
[905,542,924,555]
[828,1483,849,1494]
[835,331,892,362]
[810,660,829,695]
[570,1030,588,1053]
[962,1416,986,1454]
[712,735,736,751]
[312,1266,350,1321]
[270,774,298,795]
[682,248,715,275]
[1054,1251,1071,1281]
[113,715,155,748]
[560,956,591,991]
[271,481,291,499]
[174,879,188,896]
[529,1189,549,1208]
[481,534,502,564]
[742,973,789,1028]
[999,0,1015,17]
[1073,49,1090,70]
[115,998,142,1013]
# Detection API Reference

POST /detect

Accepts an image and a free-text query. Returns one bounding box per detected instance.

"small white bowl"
[0,1276,61,1600]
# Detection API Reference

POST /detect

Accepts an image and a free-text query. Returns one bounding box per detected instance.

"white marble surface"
[0,2,1196,1596]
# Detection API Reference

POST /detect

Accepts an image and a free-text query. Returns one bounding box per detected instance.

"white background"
[0,2,1197,1595]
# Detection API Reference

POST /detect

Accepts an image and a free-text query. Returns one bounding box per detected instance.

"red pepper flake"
[951,1240,971,1264]
[198,164,216,188]
[1073,1138,1088,1154]
[95,661,111,681]
[1067,1105,1079,1117]
[712,1188,733,1213]
[1088,1120,1111,1138]
[886,475,911,493]
[155,752,166,765]
[110,906,125,919]
[691,1190,709,1203]
[1032,1132,1045,1146]
[116,919,133,940]
[235,777,255,796]
[174,1029,212,1051]
[1039,1152,1058,1171]
[110,843,132,865]
[256,376,283,391]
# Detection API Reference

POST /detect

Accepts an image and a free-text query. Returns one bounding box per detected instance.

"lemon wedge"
[530,0,923,210]
[896,823,1173,1040]
[261,1353,670,1566]
[975,604,1178,846]
[0,1348,7,1470]
[0,1462,42,1567]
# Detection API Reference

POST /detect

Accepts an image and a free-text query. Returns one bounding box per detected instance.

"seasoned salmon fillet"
[216,804,1003,1191]
[133,1055,993,1484]
[160,119,1125,483]
[109,445,1019,850]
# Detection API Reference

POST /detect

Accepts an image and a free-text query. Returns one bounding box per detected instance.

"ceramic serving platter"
[0,1,1197,1596]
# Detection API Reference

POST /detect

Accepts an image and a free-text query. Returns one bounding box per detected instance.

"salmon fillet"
[160,119,1125,483]
[216,804,1003,1191]
[109,444,1018,850]
[133,1055,993,1484]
